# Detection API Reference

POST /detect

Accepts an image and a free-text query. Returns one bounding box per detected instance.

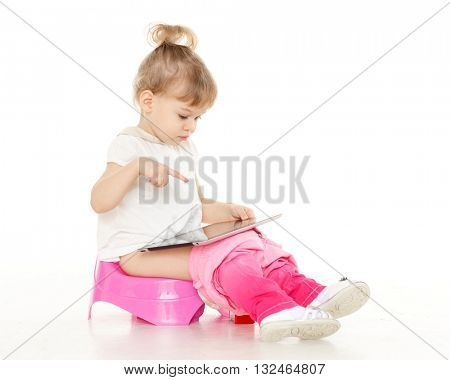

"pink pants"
[189,228,326,325]
[213,247,325,325]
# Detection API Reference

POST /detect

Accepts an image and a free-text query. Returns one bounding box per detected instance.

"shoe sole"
[318,281,370,319]
[260,319,341,342]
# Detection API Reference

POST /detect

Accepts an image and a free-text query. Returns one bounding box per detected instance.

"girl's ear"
[139,90,154,113]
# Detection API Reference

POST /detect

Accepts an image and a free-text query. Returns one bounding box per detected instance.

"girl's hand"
[229,203,255,221]
[139,157,189,187]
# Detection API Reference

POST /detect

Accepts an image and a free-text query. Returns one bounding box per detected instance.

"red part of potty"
[88,261,205,326]
[234,314,255,324]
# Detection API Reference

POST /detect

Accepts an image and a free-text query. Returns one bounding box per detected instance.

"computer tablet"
[142,213,282,250]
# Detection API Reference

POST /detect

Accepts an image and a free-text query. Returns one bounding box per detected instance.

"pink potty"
[88,261,205,326]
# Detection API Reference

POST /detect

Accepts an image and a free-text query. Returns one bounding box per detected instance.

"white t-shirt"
[96,126,203,262]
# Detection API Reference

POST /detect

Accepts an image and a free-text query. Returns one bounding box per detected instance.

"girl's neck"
[137,117,156,136]
[137,117,175,146]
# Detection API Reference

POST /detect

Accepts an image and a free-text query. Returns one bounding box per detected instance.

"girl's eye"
[178,114,202,120]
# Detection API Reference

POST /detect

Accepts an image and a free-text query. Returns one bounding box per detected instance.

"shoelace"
[302,306,332,320]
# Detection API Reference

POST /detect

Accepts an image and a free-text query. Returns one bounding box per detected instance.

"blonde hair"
[133,23,217,110]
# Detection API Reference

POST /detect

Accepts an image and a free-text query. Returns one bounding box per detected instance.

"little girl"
[90,23,370,342]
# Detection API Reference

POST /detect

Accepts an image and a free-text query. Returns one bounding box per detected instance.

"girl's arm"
[90,158,140,213]
[201,197,255,224]
[201,198,234,224]
[91,156,187,213]
[196,177,255,224]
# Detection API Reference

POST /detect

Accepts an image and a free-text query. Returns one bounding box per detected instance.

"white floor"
[2,281,449,360]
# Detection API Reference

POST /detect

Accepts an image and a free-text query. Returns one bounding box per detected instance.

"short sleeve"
[106,135,139,166]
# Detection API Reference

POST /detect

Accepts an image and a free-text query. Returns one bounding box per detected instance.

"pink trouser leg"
[215,253,299,325]
[262,258,326,307]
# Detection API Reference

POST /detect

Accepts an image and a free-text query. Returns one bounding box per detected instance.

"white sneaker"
[309,278,370,318]
[259,306,340,342]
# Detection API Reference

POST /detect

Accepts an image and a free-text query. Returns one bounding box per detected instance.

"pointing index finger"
[168,168,189,183]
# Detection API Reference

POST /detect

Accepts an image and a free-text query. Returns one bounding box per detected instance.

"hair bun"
[148,23,197,50]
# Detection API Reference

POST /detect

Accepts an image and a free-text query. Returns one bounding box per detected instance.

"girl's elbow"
[90,199,103,214]
[90,198,112,214]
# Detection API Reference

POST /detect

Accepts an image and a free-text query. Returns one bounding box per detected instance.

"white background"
[0,0,449,362]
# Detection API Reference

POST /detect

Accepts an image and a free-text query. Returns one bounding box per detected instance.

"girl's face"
[139,88,208,146]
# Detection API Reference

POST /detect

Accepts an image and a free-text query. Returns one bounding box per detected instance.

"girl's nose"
[184,121,196,132]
